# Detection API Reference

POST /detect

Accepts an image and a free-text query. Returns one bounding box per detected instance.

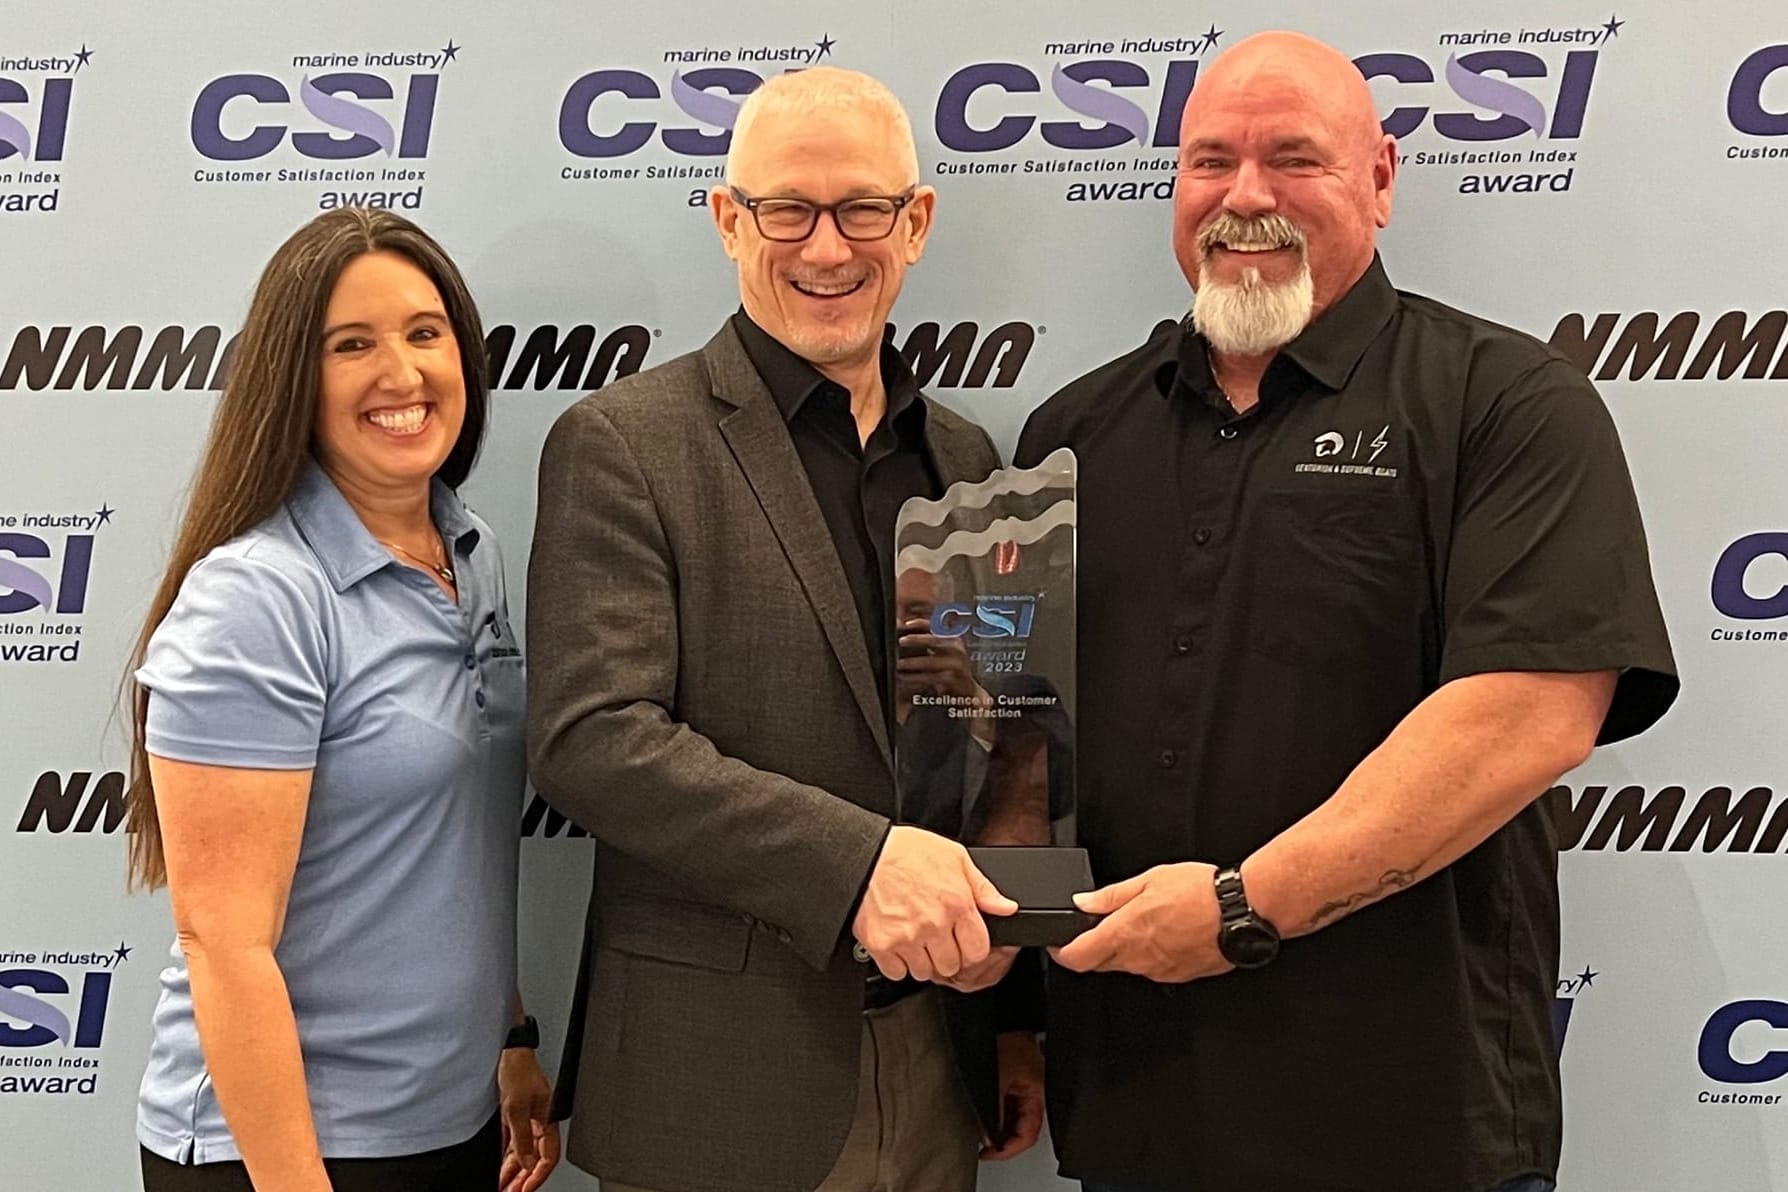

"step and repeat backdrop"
[3,2,1786,1188]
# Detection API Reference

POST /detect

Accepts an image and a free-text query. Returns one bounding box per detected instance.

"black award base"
[969,845,1101,948]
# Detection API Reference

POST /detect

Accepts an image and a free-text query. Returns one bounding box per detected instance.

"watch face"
[1221,921,1280,969]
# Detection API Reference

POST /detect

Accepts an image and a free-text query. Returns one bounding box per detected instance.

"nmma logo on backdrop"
[1548,309,1788,382]
[0,320,1032,392]
[1555,783,1788,852]
[17,770,126,834]
[0,941,130,1097]
[189,40,457,210]
[0,323,649,393]
[0,504,111,665]
[1727,43,1788,161]
[556,31,836,203]
[0,42,88,214]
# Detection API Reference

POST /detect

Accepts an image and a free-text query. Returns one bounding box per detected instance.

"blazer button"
[774,927,792,944]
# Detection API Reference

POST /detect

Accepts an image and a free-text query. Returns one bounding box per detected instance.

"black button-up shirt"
[1017,255,1678,1192]
[732,311,940,727]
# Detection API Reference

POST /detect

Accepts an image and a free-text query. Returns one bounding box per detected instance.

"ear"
[1371,135,1398,229]
[710,186,743,260]
[900,185,937,265]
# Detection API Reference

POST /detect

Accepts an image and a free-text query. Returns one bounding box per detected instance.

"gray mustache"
[1197,213,1307,254]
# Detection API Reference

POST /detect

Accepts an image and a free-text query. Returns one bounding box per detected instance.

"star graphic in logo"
[1576,965,1598,989]
[1202,25,1224,53]
[440,40,461,64]
[113,941,133,965]
[94,503,114,527]
[815,33,836,60]
[1601,13,1624,41]
[74,44,94,70]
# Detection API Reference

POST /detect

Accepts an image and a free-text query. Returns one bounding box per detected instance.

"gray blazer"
[527,322,1003,1192]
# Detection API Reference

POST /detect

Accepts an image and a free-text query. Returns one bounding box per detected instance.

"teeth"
[795,279,861,296]
[367,405,428,433]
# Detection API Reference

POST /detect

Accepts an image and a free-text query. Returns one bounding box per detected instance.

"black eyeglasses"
[728,186,917,242]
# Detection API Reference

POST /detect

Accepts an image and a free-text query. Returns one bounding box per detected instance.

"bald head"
[727,67,918,188]
[1186,31,1383,156]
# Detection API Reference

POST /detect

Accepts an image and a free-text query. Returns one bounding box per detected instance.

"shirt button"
[1217,426,1239,440]
[1172,635,1193,655]
[1158,748,1178,769]
[474,690,486,708]
[464,654,476,670]
[1192,528,1211,546]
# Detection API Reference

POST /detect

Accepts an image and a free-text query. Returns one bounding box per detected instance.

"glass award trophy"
[892,447,1094,947]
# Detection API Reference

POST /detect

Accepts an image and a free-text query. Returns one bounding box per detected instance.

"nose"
[1223,159,1277,218]
[800,210,854,268]
[374,336,425,393]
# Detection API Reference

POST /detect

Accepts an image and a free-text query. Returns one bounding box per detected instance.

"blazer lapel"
[704,325,893,769]
[922,404,996,490]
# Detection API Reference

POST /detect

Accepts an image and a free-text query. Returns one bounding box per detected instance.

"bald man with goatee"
[528,67,1043,1192]
[1017,31,1677,1192]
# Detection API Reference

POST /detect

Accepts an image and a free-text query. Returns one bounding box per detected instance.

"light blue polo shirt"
[135,460,524,1163]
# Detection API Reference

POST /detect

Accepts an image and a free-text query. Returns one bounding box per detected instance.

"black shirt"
[733,312,943,1013]
[1015,256,1678,1192]
[731,311,940,727]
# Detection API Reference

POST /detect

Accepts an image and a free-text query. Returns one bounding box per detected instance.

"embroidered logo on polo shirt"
[1296,425,1399,479]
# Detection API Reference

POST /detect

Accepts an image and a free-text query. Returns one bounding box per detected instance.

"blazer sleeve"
[526,398,890,972]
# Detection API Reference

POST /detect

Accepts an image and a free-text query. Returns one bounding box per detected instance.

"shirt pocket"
[1240,488,1423,671]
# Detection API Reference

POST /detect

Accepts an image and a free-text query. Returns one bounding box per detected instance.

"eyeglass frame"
[726,185,920,243]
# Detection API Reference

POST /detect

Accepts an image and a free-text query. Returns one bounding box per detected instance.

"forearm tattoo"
[1302,865,1422,933]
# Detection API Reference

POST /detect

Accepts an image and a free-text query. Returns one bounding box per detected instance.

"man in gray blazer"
[527,67,1045,1192]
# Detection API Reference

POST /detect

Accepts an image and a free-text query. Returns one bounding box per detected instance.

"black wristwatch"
[1214,866,1280,969]
[504,1015,540,1050]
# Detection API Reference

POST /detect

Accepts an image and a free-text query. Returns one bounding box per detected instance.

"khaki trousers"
[604,988,982,1192]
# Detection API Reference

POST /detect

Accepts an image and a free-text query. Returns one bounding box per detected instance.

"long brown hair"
[124,208,489,890]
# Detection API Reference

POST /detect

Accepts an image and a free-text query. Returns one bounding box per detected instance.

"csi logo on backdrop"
[1711,533,1788,643]
[0,42,90,214]
[929,16,1617,201]
[1553,963,1599,1055]
[931,25,1223,203]
[0,503,112,665]
[0,941,131,1097]
[1699,1001,1788,1107]
[1363,14,1622,195]
[189,40,458,210]
[556,32,837,203]
[1727,42,1788,161]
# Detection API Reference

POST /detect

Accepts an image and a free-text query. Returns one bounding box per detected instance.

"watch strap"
[504,1014,539,1050]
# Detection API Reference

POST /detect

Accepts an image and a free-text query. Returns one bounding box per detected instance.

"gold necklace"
[378,535,454,585]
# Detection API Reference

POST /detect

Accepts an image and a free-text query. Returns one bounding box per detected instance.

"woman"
[124,208,558,1192]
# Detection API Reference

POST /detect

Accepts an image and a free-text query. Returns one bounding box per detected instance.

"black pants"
[140,1112,500,1192]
